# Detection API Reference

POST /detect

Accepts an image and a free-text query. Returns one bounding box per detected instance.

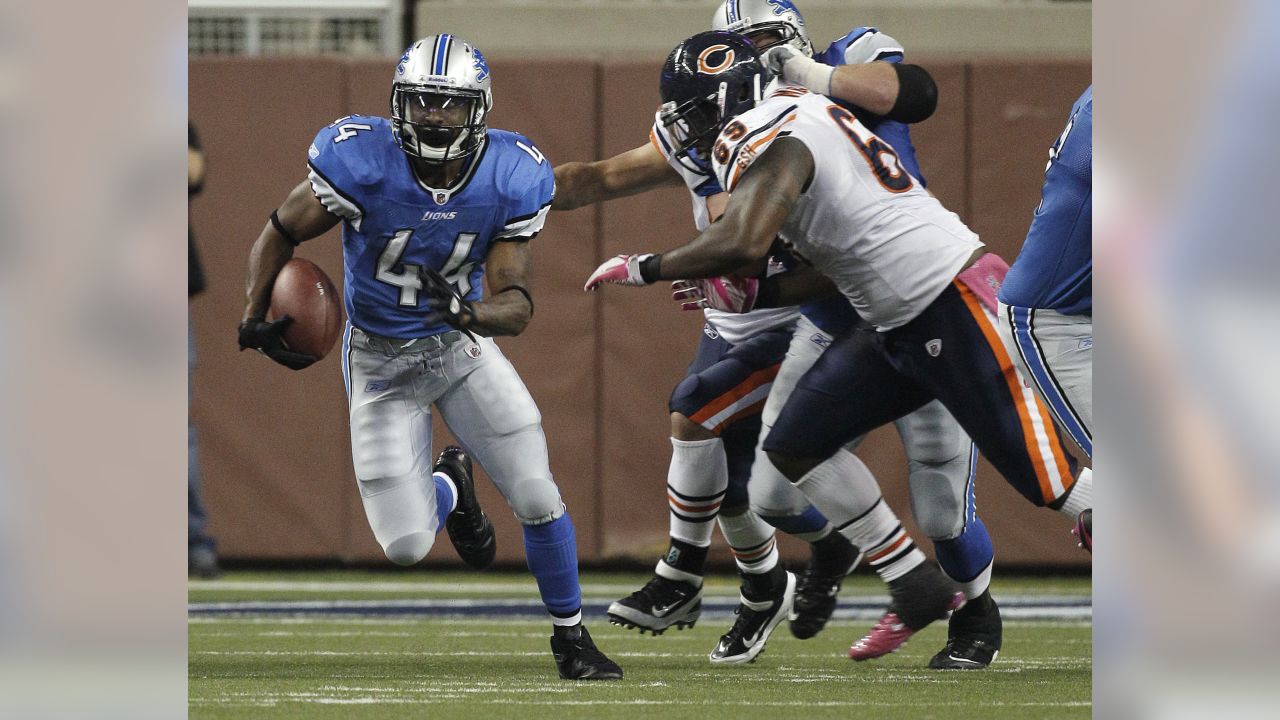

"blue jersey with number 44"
[306,115,553,338]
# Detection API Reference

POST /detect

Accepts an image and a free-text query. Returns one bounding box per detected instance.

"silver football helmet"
[390,34,494,163]
[711,0,814,57]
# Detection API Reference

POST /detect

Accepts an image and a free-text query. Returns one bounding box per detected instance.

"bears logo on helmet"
[659,31,769,158]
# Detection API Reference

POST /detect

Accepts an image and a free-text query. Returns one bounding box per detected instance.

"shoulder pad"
[711,101,801,193]
[489,130,555,240]
[821,27,905,66]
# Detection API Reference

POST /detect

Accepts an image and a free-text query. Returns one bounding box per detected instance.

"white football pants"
[998,303,1093,459]
[341,324,563,565]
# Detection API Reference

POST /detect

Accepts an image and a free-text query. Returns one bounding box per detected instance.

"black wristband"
[755,277,781,309]
[270,210,300,246]
[494,285,534,318]
[889,63,938,124]
[638,254,663,284]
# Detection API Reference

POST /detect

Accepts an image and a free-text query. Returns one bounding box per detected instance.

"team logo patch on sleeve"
[925,339,943,357]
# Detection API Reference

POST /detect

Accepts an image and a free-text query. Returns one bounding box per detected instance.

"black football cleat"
[849,563,964,661]
[607,574,702,634]
[551,625,624,680]
[928,590,1002,669]
[709,570,796,664]
[435,446,496,570]
[1073,508,1092,553]
[790,534,860,640]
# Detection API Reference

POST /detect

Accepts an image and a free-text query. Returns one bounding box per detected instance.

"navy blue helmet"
[659,31,770,159]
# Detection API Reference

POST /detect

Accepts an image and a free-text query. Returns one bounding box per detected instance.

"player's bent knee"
[508,477,564,525]
[671,412,716,441]
[766,450,820,482]
[383,532,435,566]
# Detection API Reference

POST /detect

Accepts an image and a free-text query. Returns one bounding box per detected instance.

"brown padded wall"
[189,57,1090,568]
[189,59,353,559]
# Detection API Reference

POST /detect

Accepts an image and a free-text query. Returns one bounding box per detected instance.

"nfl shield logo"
[925,339,942,357]
[435,191,448,205]
[466,344,482,359]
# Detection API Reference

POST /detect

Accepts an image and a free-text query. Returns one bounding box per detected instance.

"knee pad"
[907,461,967,540]
[383,531,435,566]
[747,448,812,517]
[508,475,564,525]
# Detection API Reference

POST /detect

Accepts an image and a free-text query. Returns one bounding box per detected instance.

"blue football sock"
[432,473,455,532]
[523,513,583,619]
[933,515,994,584]
[760,505,830,537]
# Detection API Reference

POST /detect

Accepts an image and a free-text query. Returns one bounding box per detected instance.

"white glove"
[584,253,655,291]
[763,45,834,96]
[670,277,759,313]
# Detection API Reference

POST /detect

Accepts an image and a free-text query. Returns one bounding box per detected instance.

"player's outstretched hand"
[671,277,758,313]
[237,316,318,371]
[584,253,655,291]
[762,45,833,96]
[420,268,479,342]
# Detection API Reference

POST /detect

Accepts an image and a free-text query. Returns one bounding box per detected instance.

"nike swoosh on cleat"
[947,655,982,665]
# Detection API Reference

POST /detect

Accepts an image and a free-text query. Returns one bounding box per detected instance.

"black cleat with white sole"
[607,575,702,634]
[709,570,796,664]
[551,625,624,680]
[435,446,496,570]
[928,590,1002,670]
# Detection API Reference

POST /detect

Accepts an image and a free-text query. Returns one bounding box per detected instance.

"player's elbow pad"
[888,64,938,124]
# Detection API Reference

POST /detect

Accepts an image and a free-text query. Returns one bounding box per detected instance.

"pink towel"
[954,252,1009,315]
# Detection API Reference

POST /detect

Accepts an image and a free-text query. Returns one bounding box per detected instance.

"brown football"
[269,258,343,360]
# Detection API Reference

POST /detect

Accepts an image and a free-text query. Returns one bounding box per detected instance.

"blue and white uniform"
[997,87,1093,459]
[308,116,566,566]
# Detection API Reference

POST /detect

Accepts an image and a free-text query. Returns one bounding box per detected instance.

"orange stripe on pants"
[689,365,779,427]
[954,281,1074,503]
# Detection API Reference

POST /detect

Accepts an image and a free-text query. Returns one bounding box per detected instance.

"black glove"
[420,268,478,342]
[237,315,317,371]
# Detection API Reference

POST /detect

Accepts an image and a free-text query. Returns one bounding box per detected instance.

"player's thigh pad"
[437,337,562,524]
[669,327,789,433]
[894,400,974,539]
[765,329,933,460]
[346,341,434,485]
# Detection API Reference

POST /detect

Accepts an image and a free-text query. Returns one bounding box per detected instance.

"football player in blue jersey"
[237,35,622,680]
[998,86,1093,551]
[554,1,1004,668]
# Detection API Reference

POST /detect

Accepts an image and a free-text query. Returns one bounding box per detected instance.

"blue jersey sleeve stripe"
[503,198,553,227]
[307,160,366,225]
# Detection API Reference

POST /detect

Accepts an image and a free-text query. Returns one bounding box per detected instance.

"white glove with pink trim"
[584,253,655,291]
[670,276,759,313]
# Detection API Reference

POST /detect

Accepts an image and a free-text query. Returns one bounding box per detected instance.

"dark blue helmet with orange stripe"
[659,31,770,159]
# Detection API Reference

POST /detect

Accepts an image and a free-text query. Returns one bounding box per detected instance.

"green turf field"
[190,571,1091,719]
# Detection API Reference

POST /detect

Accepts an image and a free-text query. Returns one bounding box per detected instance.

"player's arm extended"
[552,143,682,211]
[468,240,536,336]
[242,180,340,321]
[650,138,813,281]
[768,48,937,123]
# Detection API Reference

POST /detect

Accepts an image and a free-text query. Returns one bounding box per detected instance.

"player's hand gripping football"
[671,276,759,313]
[762,45,834,96]
[420,268,479,342]
[237,316,318,371]
[584,253,656,291]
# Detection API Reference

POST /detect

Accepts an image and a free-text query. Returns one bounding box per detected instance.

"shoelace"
[795,570,838,607]
[629,576,679,606]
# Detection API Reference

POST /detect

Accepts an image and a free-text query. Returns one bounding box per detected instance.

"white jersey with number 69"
[711,81,984,331]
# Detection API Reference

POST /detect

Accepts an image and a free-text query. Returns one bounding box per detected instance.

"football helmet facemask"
[391,34,493,163]
[659,31,769,160]
[711,0,814,56]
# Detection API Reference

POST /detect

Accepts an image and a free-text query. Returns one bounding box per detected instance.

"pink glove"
[955,252,1009,315]
[670,276,759,313]
[584,253,655,291]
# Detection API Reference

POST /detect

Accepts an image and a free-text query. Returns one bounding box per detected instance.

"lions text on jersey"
[308,115,553,338]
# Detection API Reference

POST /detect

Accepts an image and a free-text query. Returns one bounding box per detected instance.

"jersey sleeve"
[650,112,723,197]
[307,120,368,231]
[821,27,905,66]
[711,103,802,193]
[495,135,555,242]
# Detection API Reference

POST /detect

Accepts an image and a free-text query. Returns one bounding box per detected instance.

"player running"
[557,0,1002,667]
[236,35,622,681]
[586,31,1093,661]
[997,86,1094,552]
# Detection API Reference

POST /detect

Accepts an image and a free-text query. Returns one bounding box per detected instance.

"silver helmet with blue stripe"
[711,0,813,57]
[391,34,494,163]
